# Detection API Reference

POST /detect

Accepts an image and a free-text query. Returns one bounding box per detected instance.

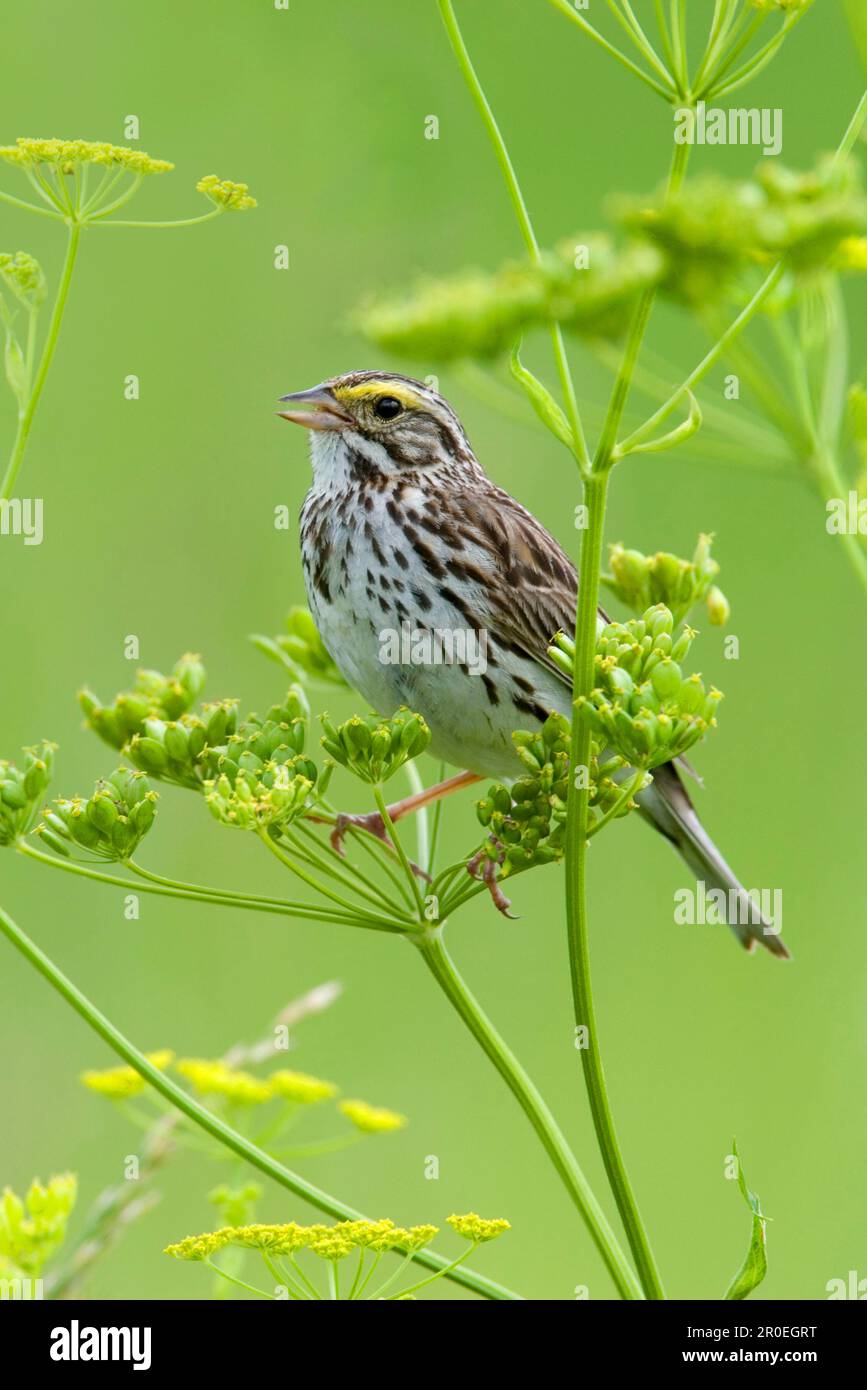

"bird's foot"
[330,809,388,856]
[467,842,517,919]
[330,811,431,882]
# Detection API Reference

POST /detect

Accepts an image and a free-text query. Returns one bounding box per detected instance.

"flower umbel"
[602,535,730,628]
[338,1100,408,1133]
[0,742,55,846]
[175,1059,272,1106]
[320,708,430,784]
[447,1212,511,1243]
[80,1051,174,1100]
[37,767,158,862]
[196,175,257,212]
[0,251,46,309]
[0,1173,77,1279]
[0,138,173,176]
[165,1214,505,1298]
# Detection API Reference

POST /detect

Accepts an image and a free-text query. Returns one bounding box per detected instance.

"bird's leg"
[328,770,482,876]
[467,839,516,918]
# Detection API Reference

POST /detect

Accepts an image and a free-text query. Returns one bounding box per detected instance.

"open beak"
[277,385,353,431]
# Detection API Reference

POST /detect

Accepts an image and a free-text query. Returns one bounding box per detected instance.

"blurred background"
[0,0,864,1300]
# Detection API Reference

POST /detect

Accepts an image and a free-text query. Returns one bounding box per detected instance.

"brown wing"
[453,480,604,683]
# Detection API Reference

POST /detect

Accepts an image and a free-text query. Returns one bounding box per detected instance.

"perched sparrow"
[279,370,788,958]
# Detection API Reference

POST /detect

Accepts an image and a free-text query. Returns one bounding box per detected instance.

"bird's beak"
[276,385,353,431]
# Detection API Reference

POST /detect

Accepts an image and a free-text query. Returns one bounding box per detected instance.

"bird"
[277,369,789,958]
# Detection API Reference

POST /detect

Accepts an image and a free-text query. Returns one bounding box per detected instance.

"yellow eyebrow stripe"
[335,382,424,409]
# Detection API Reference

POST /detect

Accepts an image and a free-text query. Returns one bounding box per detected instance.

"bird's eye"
[373,395,403,421]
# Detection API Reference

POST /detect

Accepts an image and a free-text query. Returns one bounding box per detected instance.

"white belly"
[301,484,572,780]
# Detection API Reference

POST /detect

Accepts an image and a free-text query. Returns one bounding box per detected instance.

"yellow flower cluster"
[175,1058,272,1106]
[269,1069,339,1104]
[196,175,257,211]
[0,138,173,176]
[0,251,46,307]
[0,1173,77,1277]
[447,1212,512,1243]
[338,1099,407,1133]
[833,236,867,271]
[81,1052,405,1130]
[80,1050,174,1100]
[165,1217,443,1262]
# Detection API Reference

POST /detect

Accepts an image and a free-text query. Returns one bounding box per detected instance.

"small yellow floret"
[196,175,257,211]
[163,1229,233,1261]
[338,1099,407,1133]
[269,1068,338,1104]
[80,1050,174,1100]
[834,236,867,271]
[447,1212,511,1243]
[176,1058,271,1105]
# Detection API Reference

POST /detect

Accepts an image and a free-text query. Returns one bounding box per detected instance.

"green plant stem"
[564,471,668,1297]
[0,901,521,1302]
[372,785,425,917]
[91,209,223,230]
[1,221,80,501]
[559,134,695,1303]
[813,446,867,599]
[836,88,867,163]
[257,828,411,930]
[204,1259,274,1300]
[619,263,786,455]
[0,187,63,220]
[587,767,648,839]
[438,0,590,467]
[709,6,815,101]
[545,0,676,100]
[417,929,643,1299]
[18,840,392,933]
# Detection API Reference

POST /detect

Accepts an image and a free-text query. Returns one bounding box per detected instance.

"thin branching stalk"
[1,222,80,501]
[439,0,590,467]
[0,901,520,1303]
[416,928,643,1299]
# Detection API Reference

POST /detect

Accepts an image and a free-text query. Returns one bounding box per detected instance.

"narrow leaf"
[616,390,702,459]
[509,342,574,450]
[724,1139,768,1300]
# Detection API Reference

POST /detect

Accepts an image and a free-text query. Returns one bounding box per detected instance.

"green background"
[0,0,864,1301]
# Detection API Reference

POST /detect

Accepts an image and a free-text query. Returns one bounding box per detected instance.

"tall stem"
[560,134,693,1303]
[0,902,520,1302]
[438,0,589,468]
[417,929,643,1299]
[1,221,81,501]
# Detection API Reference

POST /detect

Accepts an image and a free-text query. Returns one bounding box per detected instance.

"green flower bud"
[706,585,731,626]
[129,736,169,774]
[650,659,683,700]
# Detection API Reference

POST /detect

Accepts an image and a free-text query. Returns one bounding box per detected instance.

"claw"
[467,844,517,918]
[330,810,388,857]
[330,810,431,882]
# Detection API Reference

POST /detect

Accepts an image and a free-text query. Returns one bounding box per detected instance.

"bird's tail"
[639,761,791,960]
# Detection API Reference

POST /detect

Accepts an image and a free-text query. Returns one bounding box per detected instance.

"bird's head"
[277,370,475,482]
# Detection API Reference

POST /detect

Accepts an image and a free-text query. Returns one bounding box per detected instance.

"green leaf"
[508,342,574,450]
[724,1139,768,1300]
[615,390,702,460]
[3,328,28,405]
